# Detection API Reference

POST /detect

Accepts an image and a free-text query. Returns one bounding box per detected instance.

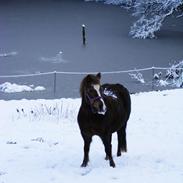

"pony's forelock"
[80,74,101,97]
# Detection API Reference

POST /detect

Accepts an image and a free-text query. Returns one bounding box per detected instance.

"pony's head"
[80,73,107,115]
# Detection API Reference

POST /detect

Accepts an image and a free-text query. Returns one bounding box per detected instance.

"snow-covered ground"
[0,82,46,93]
[0,89,183,183]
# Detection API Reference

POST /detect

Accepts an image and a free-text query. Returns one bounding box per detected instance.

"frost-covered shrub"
[128,61,183,88]
[129,71,145,83]
[154,60,183,87]
[165,61,183,87]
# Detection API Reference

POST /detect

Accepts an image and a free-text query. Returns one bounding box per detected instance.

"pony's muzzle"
[92,99,106,115]
[98,108,107,115]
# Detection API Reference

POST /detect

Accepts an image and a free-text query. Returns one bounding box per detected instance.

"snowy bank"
[0,89,183,183]
[0,82,46,93]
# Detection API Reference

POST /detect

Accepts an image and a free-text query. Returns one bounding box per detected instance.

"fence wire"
[0,67,182,100]
[0,67,174,78]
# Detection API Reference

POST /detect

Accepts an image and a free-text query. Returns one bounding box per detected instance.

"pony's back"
[102,83,131,123]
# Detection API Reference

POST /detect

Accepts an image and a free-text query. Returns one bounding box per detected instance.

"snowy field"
[0,89,183,183]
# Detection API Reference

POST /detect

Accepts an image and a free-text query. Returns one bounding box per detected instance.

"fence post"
[53,71,57,97]
[152,67,155,90]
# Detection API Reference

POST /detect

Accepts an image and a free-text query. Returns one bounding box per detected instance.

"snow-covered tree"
[130,0,183,38]
[86,0,183,39]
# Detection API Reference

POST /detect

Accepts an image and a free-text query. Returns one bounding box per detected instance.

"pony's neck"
[81,94,92,110]
[81,96,88,106]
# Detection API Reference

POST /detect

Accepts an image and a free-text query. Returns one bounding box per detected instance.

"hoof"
[109,160,116,168]
[117,152,121,157]
[81,162,88,167]
[105,155,109,160]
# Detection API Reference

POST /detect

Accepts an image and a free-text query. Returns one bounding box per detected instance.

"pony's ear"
[96,72,101,80]
[86,74,92,81]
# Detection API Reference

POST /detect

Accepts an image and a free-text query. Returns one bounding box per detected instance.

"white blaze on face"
[93,84,107,115]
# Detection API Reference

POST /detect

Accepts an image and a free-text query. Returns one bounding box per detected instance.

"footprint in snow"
[80,167,92,176]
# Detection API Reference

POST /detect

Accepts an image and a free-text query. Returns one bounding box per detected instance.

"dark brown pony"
[77,73,131,167]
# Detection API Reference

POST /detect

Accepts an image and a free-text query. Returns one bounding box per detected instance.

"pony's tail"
[117,84,131,155]
[117,126,127,155]
[116,84,131,122]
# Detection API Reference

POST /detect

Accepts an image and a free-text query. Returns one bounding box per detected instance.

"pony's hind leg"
[81,133,92,167]
[117,127,127,157]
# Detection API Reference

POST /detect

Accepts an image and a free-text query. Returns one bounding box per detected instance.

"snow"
[158,79,169,86]
[103,88,118,99]
[34,86,46,91]
[0,89,183,183]
[0,82,46,93]
[0,51,17,57]
[40,51,68,64]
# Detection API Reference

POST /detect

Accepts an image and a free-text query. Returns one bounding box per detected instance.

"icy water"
[0,0,183,99]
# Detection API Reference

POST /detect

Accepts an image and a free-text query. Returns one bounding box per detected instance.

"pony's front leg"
[101,134,115,168]
[81,133,92,167]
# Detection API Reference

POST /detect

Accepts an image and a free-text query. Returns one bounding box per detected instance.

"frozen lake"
[0,0,183,99]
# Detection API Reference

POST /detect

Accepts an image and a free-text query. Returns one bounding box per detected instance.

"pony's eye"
[87,87,94,93]
[88,86,97,96]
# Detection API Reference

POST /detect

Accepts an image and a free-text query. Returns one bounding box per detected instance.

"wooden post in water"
[82,24,86,45]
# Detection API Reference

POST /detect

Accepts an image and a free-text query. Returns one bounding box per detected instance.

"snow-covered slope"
[0,89,183,183]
